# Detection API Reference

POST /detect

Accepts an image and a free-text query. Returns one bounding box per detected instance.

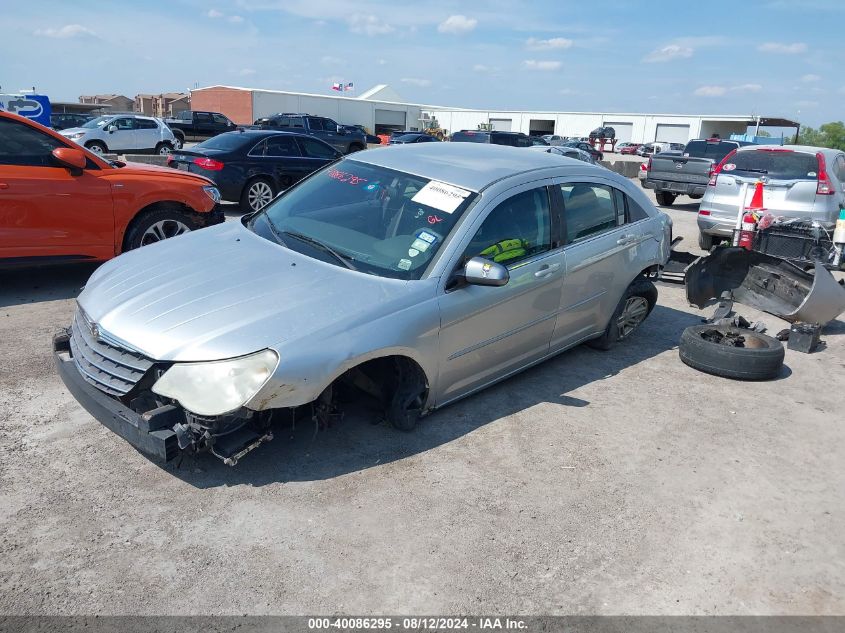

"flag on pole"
[344,82,354,91]
[331,82,342,91]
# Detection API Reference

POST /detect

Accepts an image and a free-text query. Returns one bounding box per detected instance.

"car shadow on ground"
[167,302,705,488]
[0,263,98,309]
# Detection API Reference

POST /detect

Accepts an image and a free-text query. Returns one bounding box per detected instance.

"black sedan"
[388,133,440,144]
[167,130,341,212]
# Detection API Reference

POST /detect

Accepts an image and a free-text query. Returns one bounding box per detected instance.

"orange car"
[0,110,223,265]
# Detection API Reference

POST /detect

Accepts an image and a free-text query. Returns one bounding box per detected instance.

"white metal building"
[421,108,765,144]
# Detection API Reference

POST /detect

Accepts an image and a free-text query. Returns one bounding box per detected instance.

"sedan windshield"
[81,116,114,129]
[250,159,477,279]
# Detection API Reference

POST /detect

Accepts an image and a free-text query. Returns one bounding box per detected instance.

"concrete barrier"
[121,154,170,166]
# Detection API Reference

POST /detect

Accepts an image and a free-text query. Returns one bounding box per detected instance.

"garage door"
[375,109,407,127]
[489,118,512,132]
[655,124,690,144]
[603,122,633,143]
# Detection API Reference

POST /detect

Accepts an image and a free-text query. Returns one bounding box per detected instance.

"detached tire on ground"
[123,206,197,251]
[678,325,784,381]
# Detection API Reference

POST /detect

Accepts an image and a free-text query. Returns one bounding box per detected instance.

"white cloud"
[694,85,727,97]
[401,77,432,87]
[558,88,581,95]
[473,64,489,72]
[34,24,96,38]
[801,73,820,82]
[796,100,818,108]
[206,9,223,18]
[758,42,807,54]
[732,83,762,92]
[228,15,244,23]
[526,37,572,50]
[348,14,394,36]
[523,60,562,71]
[377,58,387,65]
[643,44,693,63]
[437,15,477,34]
[239,68,257,76]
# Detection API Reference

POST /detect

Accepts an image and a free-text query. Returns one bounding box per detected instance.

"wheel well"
[172,129,185,140]
[85,139,106,149]
[241,174,276,196]
[332,355,429,409]
[638,265,660,279]
[121,201,196,252]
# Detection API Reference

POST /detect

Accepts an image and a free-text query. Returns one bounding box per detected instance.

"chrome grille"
[69,309,154,396]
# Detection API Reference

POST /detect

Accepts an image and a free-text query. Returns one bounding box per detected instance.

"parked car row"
[58,114,182,155]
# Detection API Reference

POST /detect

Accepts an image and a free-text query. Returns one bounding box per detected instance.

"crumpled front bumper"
[53,332,179,462]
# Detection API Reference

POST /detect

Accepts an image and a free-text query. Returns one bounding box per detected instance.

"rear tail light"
[192,157,225,171]
[166,154,174,165]
[698,210,711,216]
[816,152,834,195]
[642,159,651,172]
[709,148,738,186]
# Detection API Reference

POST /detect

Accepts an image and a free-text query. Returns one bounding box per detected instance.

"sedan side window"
[248,140,267,157]
[265,136,301,157]
[560,183,619,243]
[462,187,551,266]
[0,118,65,167]
[297,137,338,159]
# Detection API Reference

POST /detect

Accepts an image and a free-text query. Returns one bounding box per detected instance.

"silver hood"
[78,221,416,362]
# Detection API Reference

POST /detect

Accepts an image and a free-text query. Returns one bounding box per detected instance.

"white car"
[59,114,180,156]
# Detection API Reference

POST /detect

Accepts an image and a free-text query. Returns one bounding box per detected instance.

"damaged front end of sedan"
[53,308,279,465]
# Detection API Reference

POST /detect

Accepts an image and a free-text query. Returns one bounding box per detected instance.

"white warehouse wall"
[426,109,750,144]
[251,89,421,132]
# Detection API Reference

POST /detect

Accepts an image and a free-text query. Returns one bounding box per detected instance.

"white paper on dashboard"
[411,180,471,214]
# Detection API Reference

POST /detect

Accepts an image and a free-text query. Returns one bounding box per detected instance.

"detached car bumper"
[53,332,179,462]
[643,179,706,197]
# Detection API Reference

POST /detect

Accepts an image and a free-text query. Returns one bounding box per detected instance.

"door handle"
[0,183,8,190]
[534,262,561,278]
[616,234,636,245]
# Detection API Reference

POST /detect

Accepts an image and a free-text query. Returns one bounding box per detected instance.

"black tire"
[588,278,658,351]
[678,325,784,381]
[154,142,173,156]
[240,177,276,212]
[385,360,427,432]
[172,132,185,148]
[698,232,714,251]
[347,143,365,153]
[656,191,676,206]
[85,141,107,155]
[123,206,197,251]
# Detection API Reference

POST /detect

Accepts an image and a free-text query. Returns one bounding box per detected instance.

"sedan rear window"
[728,150,819,180]
[197,133,251,151]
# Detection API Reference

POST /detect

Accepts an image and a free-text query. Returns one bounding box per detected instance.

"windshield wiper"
[282,231,358,271]
[736,168,768,174]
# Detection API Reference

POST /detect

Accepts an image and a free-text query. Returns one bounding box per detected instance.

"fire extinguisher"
[738,211,757,250]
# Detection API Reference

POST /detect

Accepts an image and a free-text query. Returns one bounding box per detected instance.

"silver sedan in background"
[54,143,672,465]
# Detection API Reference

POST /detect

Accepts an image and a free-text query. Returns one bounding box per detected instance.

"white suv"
[59,114,181,155]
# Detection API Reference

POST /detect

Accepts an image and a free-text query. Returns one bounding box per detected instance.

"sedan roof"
[350,142,606,192]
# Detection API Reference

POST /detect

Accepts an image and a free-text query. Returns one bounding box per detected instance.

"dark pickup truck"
[643,138,750,206]
[253,113,367,154]
[164,110,238,145]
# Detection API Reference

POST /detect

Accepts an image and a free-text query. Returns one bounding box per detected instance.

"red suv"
[0,111,223,266]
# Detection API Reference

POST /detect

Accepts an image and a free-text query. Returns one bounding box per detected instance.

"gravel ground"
[0,188,843,616]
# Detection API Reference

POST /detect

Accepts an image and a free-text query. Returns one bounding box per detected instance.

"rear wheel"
[656,191,676,206]
[588,278,658,351]
[85,141,107,155]
[698,232,714,251]
[123,207,196,251]
[172,133,184,150]
[154,142,173,156]
[241,178,276,212]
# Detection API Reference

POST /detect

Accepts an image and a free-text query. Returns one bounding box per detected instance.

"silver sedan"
[54,143,672,465]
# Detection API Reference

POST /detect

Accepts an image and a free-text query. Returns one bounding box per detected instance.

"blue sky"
[1,0,843,126]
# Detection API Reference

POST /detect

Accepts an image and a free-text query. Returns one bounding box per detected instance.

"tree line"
[797,121,845,150]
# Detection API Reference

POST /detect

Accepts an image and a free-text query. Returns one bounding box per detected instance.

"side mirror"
[106,124,117,133]
[336,125,347,135]
[52,147,87,171]
[464,256,509,287]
